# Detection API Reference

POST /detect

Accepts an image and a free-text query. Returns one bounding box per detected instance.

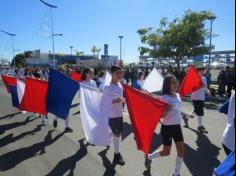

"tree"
[75,51,84,57]
[137,10,216,70]
[11,51,32,67]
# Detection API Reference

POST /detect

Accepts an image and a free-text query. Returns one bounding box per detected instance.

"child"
[145,75,186,176]
[104,65,125,166]
[222,91,235,155]
[191,66,211,133]
[81,68,97,89]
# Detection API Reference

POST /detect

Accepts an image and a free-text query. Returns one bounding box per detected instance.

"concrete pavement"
[0,79,228,176]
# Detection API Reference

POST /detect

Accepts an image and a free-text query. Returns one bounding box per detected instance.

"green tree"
[137,10,216,70]
[11,51,32,67]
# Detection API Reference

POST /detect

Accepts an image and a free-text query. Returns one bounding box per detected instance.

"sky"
[0,0,235,63]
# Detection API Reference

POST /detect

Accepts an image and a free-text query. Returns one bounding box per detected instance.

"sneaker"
[145,156,152,170]
[65,127,73,133]
[113,153,125,166]
[198,126,207,133]
[53,119,58,128]
[40,121,47,127]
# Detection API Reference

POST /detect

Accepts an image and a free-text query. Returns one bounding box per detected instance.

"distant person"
[161,68,166,76]
[191,66,211,133]
[226,66,235,97]
[179,68,187,84]
[173,67,179,81]
[97,72,105,91]
[217,70,226,97]
[81,68,97,89]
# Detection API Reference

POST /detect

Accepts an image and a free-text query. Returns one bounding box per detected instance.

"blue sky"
[0,0,235,63]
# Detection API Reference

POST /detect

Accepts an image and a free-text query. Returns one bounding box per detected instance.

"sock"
[197,116,203,127]
[148,150,161,160]
[173,156,183,175]
[113,136,121,154]
[65,115,69,128]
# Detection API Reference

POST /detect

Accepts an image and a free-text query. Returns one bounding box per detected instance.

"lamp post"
[208,16,216,73]
[39,0,58,68]
[0,30,16,67]
[70,46,73,56]
[118,36,124,66]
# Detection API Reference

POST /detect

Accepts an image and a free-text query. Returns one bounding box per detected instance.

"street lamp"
[208,15,216,73]
[70,46,73,56]
[0,30,16,67]
[39,0,58,68]
[118,36,124,66]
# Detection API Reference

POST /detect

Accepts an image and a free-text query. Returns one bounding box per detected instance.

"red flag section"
[19,78,48,115]
[179,66,203,97]
[70,71,81,82]
[123,84,168,154]
[1,75,17,93]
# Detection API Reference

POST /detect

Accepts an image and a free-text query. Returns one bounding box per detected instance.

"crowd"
[0,64,235,176]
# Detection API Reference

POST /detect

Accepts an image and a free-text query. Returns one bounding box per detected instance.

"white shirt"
[98,77,105,91]
[161,93,182,125]
[82,80,97,89]
[104,83,123,118]
[191,77,207,101]
[223,91,235,151]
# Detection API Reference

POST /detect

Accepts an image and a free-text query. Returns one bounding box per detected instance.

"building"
[101,44,119,67]
[76,55,104,68]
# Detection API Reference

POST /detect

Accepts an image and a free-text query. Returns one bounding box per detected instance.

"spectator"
[217,70,226,97]
[226,66,235,97]
[179,67,187,84]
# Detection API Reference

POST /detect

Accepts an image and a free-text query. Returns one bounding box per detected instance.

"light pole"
[118,36,124,66]
[39,0,58,68]
[70,46,73,56]
[208,16,216,73]
[0,30,16,67]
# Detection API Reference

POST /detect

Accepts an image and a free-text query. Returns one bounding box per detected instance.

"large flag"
[80,83,110,146]
[1,75,16,93]
[142,68,164,93]
[123,84,168,154]
[104,71,112,86]
[47,68,79,119]
[8,79,25,108]
[19,78,48,115]
[70,71,82,82]
[219,100,230,115]
[179,66,203,97]
[214,151,235,176]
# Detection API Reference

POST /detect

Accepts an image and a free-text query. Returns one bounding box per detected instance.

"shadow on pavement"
[45,139,88,176]
[72,111,80,116]
[0,116,37,135]
[0,125,42,148]
[0,130,65,171]
[71,103,80,108]
[98,148,117,176]
[184,127,221,176]
[0,112,22,120]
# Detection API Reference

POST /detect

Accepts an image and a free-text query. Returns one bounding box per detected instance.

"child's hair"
[162,74,177,95]
[111,65,122,73]
[138,71,144,79]
[82,68,94,81]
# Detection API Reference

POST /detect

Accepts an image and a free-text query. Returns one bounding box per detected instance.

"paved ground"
[0,78,228,176]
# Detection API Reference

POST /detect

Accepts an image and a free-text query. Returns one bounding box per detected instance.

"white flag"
[142,68,164,93]
[80,84,110,146]
[17,80,25,103]
[104,71,112,86]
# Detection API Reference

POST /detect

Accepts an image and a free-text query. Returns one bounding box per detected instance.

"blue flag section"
[9,86,19,108]
[46,68,79,119]
[214,151,235,176]
[219,100,230,115]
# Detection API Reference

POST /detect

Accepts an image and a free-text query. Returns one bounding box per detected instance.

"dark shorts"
[193,100,205,116]
[161,124,184,146]
[109,117,123,135]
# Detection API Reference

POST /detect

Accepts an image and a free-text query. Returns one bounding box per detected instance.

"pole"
[119,36,123,66]
[208,20,213,73]
[50,8,56,68]
[12,36,15,67]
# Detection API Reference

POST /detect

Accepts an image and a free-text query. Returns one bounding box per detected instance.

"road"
[0,78,228,176]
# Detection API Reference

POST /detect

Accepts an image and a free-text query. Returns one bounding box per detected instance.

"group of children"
[19,64,234,175]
